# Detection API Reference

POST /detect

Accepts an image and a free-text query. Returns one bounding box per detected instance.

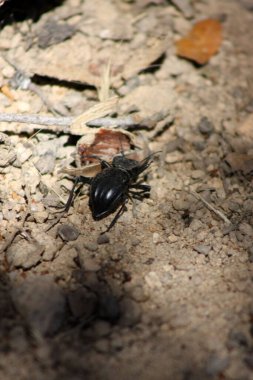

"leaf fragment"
[176,19,222,65]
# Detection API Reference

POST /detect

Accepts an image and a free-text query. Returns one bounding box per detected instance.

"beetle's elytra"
[65,153,154,232]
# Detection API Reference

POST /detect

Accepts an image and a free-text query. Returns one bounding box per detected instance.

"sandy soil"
[0,1,253,379]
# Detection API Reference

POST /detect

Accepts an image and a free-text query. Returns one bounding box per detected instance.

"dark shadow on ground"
[0,0,64,26]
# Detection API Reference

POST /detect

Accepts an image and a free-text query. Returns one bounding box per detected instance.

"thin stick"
[190,190,232,225]
[0,113,139,133]
[0,113,73,128]
[87,116,137,127]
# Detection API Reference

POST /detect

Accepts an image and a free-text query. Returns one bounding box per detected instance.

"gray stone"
[97,234,110,245]
[84,242,98,252]
[172,198,190,211]
[34,153,56,174]
[193,244,212,256]
[239,222,253,236]
[11,276,66,336]
[198,117,214,136]
[6,241,43,269]
[58,224,80,241]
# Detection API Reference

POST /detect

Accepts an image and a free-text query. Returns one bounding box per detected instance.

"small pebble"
[193,244,211,256]
[172,198,190,211]
[190,219,203,232]
[58,224,80,241]
[126,285,149,302]
[84,242,98,252]
[15,143,33,164]
[131,237,141,246]
[34,153,56,174]
[97,234,110,245]
[239,222,253,236]
[168,234,178,243]
[191,170,205,179]
[198,116,214,136]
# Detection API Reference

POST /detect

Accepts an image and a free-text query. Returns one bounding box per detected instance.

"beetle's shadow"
[0,0,65,27]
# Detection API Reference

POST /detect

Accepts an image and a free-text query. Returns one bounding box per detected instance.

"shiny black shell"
[89,167,130,220]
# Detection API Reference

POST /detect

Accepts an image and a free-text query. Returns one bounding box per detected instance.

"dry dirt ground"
[0,1,253,379]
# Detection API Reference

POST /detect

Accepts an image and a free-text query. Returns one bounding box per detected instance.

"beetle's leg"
[81,155,111,169]
[129,184,151,199]
[65,176,91,212]
[100,160,111,169]
[130,184,151,192]
[102,199,128,233]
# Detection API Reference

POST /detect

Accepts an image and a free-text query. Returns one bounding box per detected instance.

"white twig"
[0,113,73,129]
[87,116,137,127]
[0,113,140,133]
[190,190,232,225]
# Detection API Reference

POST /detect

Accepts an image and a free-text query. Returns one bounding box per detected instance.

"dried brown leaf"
[176,19,222,65]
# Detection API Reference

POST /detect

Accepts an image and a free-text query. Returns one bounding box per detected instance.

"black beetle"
[65,153,154,232]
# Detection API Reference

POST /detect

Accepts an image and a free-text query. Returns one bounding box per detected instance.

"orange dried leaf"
[176,19,222,65]
[0,84,15,101]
